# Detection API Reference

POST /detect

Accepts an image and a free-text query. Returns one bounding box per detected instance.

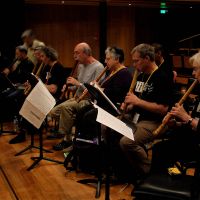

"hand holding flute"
[153,79,199,137]
[120,69,138,118]
[76,66,108,103]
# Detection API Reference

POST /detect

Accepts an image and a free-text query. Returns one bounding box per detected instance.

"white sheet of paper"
[93,104,134,141]
[19,80,56,129]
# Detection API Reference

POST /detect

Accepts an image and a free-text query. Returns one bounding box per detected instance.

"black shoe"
[9,131,26,144]
[53,140,72,151]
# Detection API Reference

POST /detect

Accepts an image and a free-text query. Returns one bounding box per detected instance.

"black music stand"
[15,122,52,156]
[17,77,64,171]
[84,83,136,200]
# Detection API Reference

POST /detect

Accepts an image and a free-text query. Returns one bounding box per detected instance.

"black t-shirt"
[133,68,174,121]
[8,58,34,84]
[40,62,65,99]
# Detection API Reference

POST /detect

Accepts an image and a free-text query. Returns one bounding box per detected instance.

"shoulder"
[32,40,45,48]
[93,60,104,69]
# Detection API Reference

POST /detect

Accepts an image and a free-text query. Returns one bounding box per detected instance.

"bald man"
[49,42,105,150]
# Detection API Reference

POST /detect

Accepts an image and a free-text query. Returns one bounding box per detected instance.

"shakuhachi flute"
[153,78,199,137]
[120,69,139,118]
[35,62,44,78]
[76,66,109,103]
[59,61,79,101]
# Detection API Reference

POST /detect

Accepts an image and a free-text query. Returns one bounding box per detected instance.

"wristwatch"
[187,118,193,126]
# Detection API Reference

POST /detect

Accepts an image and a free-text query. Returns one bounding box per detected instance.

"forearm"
[137,99,169,115]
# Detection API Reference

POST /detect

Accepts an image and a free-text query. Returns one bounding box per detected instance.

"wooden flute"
[76,66,108,103]
[120,68,138,118]
[59,61,79,101]
[153,78,199,137]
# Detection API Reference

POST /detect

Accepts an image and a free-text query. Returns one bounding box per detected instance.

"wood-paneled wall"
[24,4,137,68]
[7,2,200,70]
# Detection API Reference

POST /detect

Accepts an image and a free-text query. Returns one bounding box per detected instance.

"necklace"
[101,65,125,85]
[141,66,158,95]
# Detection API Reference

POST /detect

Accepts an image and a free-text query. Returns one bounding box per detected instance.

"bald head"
[74,42,92,56]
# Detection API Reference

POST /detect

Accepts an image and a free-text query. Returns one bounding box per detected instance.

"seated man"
[49,42,105,150]
[119,43,174,182]
[151,51,200,174]
[0,45,34,121]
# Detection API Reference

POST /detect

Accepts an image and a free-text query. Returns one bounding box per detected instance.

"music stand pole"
[15,128,52,156]
[27,126,63,171]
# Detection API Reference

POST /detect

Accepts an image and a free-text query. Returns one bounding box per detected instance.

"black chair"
[133,138,200,200]
[133,172,200,200]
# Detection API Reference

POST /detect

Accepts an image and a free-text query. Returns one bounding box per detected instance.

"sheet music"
[19,80,56,129]
[93,104,134,141]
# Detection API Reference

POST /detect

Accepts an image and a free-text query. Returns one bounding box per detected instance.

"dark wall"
[0,0,25,63]
[135,6,200,52]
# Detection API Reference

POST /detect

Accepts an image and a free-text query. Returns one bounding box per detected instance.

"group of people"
[1,28,200,192]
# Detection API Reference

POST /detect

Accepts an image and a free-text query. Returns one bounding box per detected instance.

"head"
[21,29,35,47]
[105,46,124,70]
[189,51,200,82]
[73,42,92,64]
[40,46,58,65]
[33,45,45,63]
[151,43,165,66]
[15,45,28,60]
[131,43,155,73]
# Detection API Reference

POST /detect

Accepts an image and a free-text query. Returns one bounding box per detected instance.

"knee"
[120,136,133,151]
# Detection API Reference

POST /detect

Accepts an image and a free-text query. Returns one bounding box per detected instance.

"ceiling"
[25,0,200,7]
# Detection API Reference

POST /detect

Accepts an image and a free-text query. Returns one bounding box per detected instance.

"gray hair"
[105,46,124,63]
[41,46,58,61]
[21,29,34,38]
[82,43,92,56]
[189,51,200,68]
[131,43,155,61]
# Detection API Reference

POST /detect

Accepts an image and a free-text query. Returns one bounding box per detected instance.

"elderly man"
[50,42,105,150]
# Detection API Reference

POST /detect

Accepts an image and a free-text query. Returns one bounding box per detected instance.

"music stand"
[80,83,121,200]
[84,83,136,200]
[15,122,52,156]
[27,126,64,171]
[18,78,64,170]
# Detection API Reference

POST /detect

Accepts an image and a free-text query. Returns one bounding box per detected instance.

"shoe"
[53,140,72,151]
[9,131,26,144]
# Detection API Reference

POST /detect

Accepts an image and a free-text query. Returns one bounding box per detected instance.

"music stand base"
[27,156,64,171]
[15,145,52,156]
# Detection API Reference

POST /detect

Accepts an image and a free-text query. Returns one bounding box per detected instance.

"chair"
[133,138,200,200]
[133,173,200,200]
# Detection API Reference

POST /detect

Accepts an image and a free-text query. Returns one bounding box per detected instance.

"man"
[1,45,34,116]
[21,29,45,66]
[151,51,200,173]
[49,42,105,150]
[2,45,34,84]
[119,43,174,181]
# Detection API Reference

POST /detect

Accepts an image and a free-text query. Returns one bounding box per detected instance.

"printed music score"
[93,103,134,141]
[20,80,56,129]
